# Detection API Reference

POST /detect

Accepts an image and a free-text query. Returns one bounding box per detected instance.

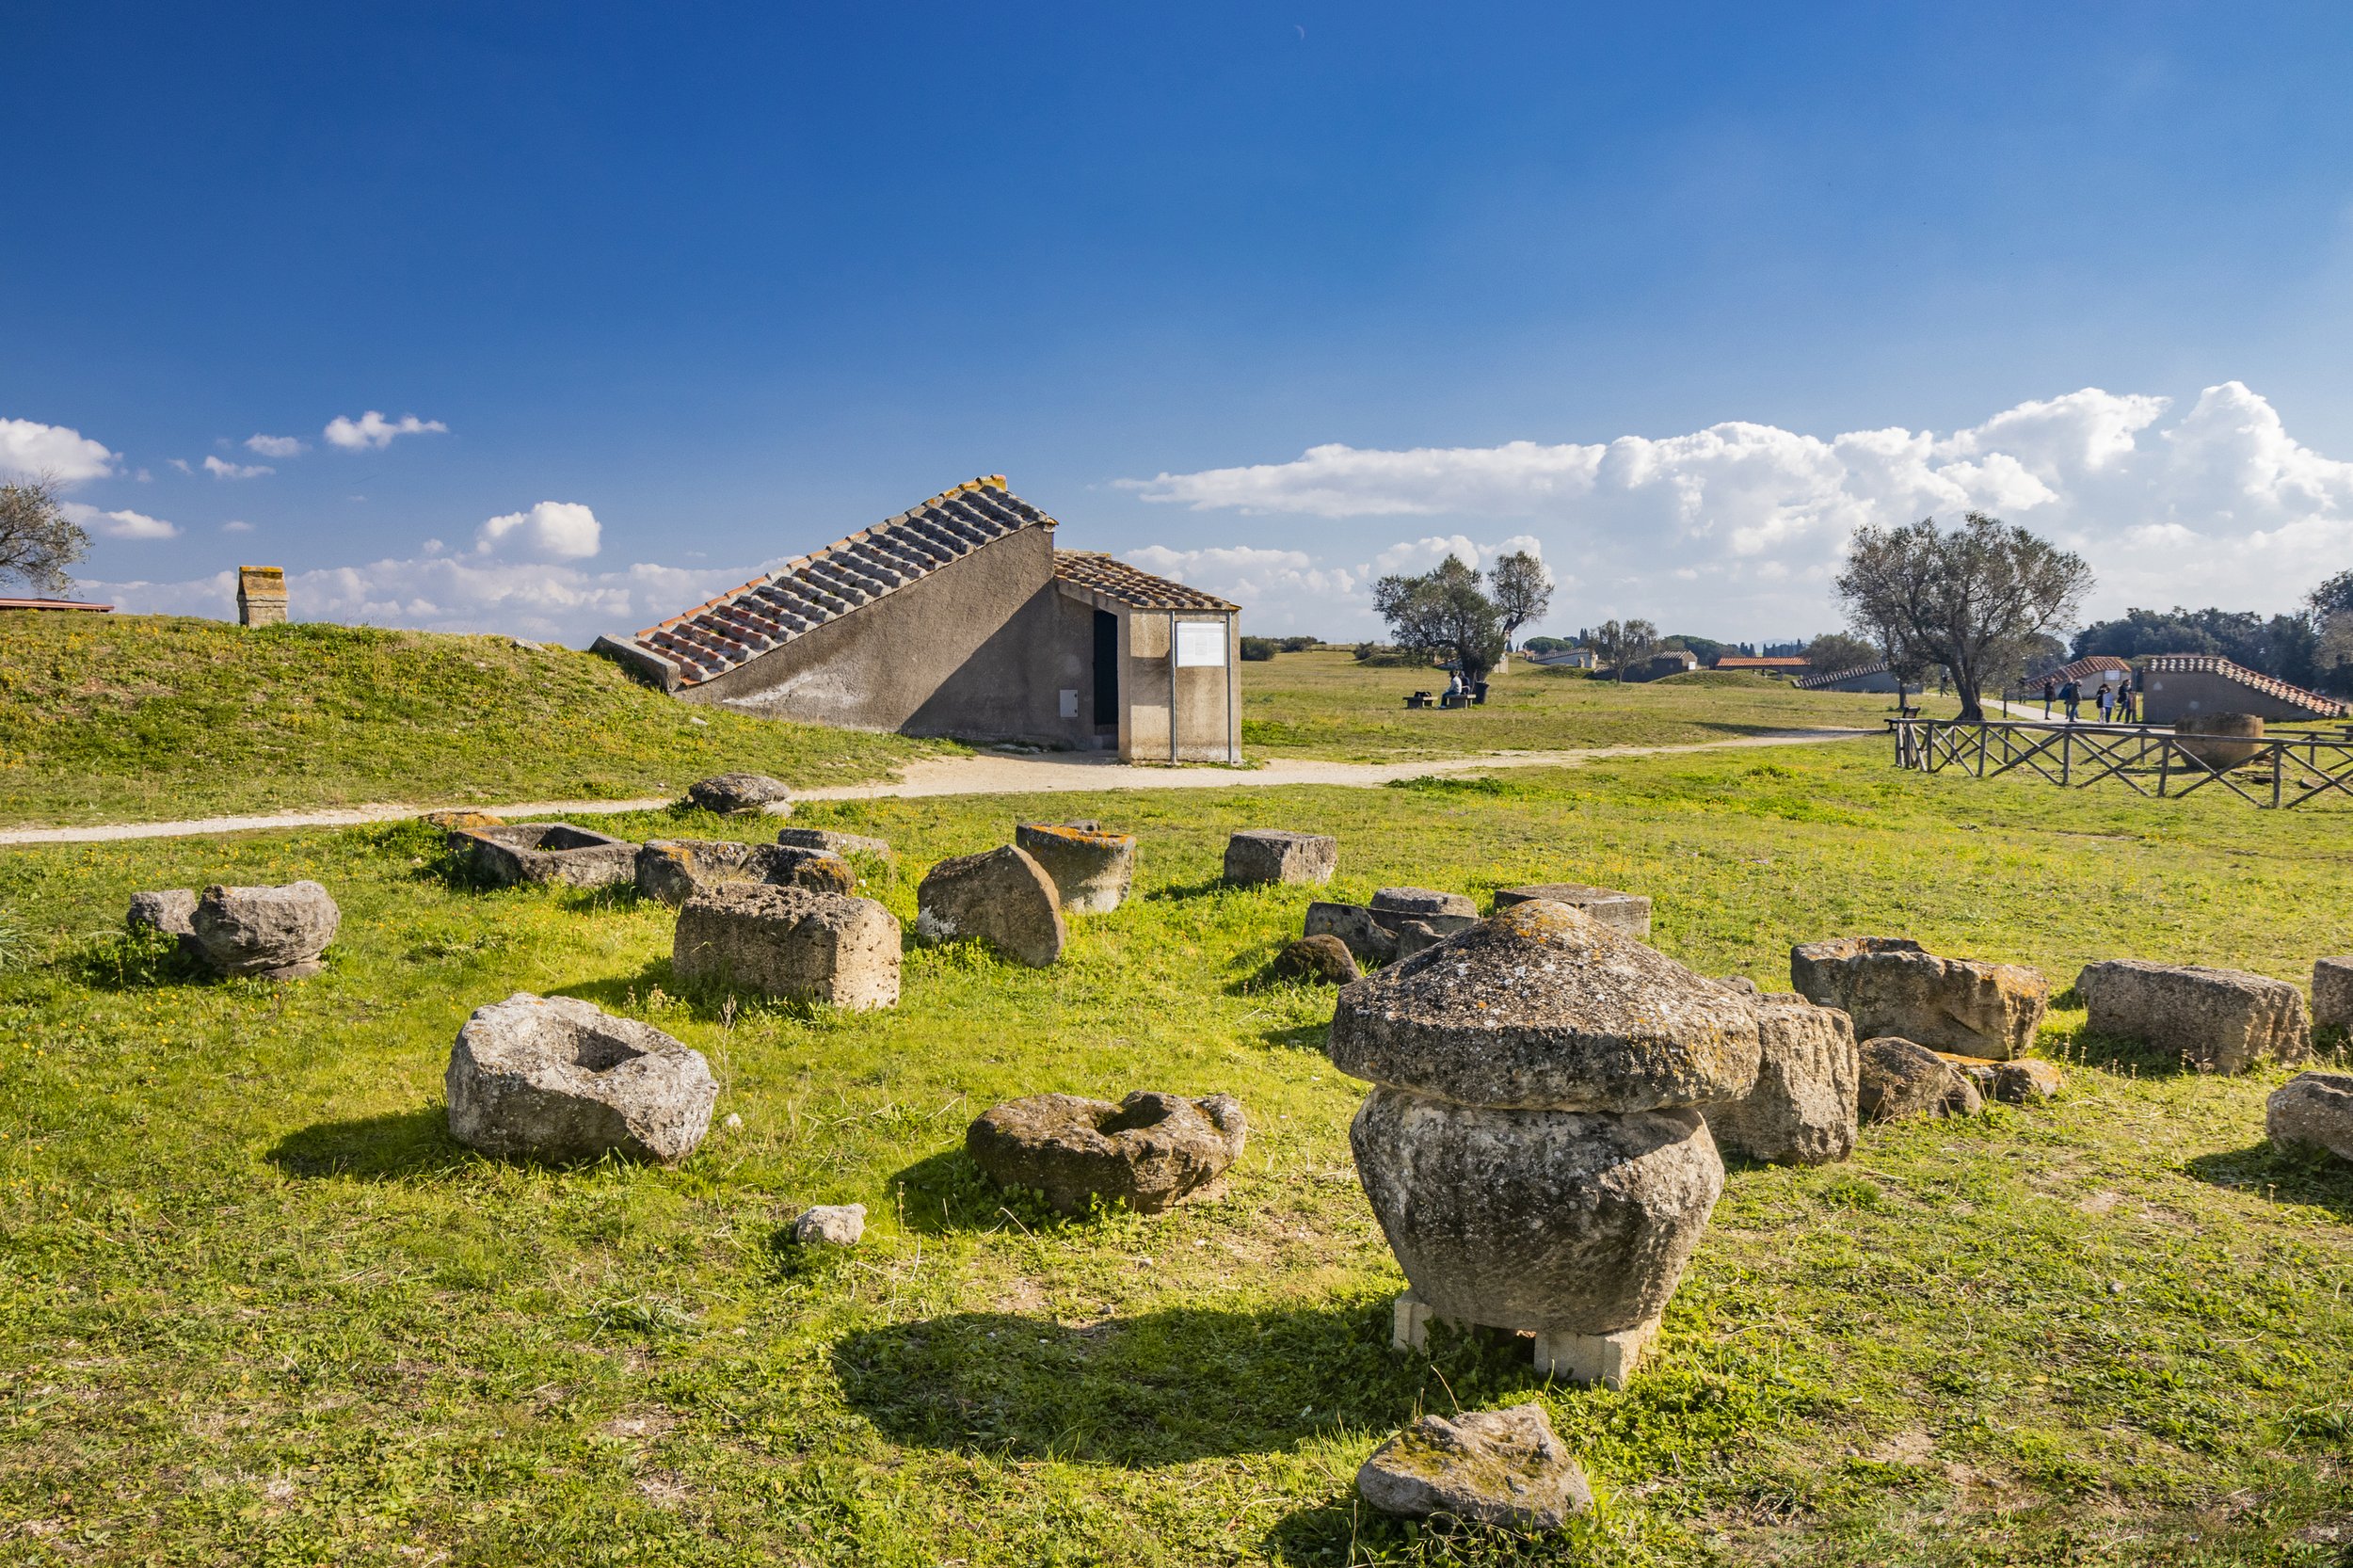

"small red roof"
[1713,655,1809,670]
[0,597,113,613]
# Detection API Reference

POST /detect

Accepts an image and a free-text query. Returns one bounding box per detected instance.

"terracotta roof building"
[596,477,1242,760]
[1711,655,1810,673]
[2136,653,2346,724]
[2031,655,2133,689]
[1793,660,1903,694]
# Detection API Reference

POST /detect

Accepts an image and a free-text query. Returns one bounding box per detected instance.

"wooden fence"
[1886,717,2353,809]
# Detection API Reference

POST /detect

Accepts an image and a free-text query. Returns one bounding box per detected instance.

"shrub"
[1279,636,1319,653]
[1239,637,1277,662]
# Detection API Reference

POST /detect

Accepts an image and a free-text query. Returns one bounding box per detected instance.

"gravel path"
[0,728,1875,845]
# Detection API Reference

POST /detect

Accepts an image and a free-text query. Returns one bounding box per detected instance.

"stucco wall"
[1118,610,1240,762]
[680,528,1096,746]
[2138,669,2329,726]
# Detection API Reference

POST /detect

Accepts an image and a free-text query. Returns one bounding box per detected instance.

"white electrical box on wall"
[1175,619,1226,667]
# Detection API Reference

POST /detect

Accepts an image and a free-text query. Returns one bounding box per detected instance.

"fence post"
[2061,729,2071,786]
[2157,738,2169,797]
[2273,745,2283,808]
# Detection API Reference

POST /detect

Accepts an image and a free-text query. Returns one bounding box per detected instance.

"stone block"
[454,823,639,888]
[445,992,716,1164]
[966,1091,1247,1215]
[187,882,339,978]
[916,846,1065,967]
[2313,957,2353,1032]
[2266,1072,2353,1161]
[637,840,856,906]
[673,884,901,1008]
[776,826,894,860]
[1014,821,1136,913]
[1493,884,1652,938]
[1356,1403,1593,1529]
[686,773,793,815]
[2076,959,2312,1073]
[1274,934,1359,984]
[1370,887,1478,924]
[126,888,198,938]
[1224,829,1337,887]
[1857,1037,1981,1122]
[1791,936,2048,1059]
[791,1204,867,1245]
[1305,901,1396,964]
[1702,993,1858,1165]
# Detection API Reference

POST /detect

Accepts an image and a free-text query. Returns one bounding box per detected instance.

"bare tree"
[0,473,89,595]
[1488,551,1554,664]
[1834,512,2091,722]
[1589,617,1658,682]
[1371,555,1507,685]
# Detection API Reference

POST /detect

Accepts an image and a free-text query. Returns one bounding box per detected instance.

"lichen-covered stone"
[1370,887,1478,926]
[126,888,198,938]
[1305,902,1396,964]
[1224,829,1337,887]
[636,839,854,906]
[1014,821,1136,914]
[1494,884,1652,937]
[1391,918,1449,961]
[2266,1072,2353,1161]
[419,808,505,831]
[1357,1405,1593,1531]
[791,1204,867,1245]
[446,993,715,1163]
[1857,1037,1981,1122]
[686,773,793,815]
[1350,1089,1723,1333]
[453,823,639,888]
[1939,1052,2064,1104]
[187,882,339,978]
[1328,901,1760,1112]
[673,884,900,1008]
[1791,936,2048,1059]
[1275,934,1360,984]
[776,826,894,860]
[2310,957,2353,1032]
[966,1091,1247,1215]
[1701,992,1858,1165]
[916,846,1065,967]
[2076,960,2312,1073]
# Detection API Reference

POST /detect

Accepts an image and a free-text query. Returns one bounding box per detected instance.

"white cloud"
[168,458,193,474]
[88,552,746,647]
[222,520,254,534]
[245,434,307,458]
[203,455,273,480]
[1121,382,2353,638]
[324,410,449,451]
[474,501,600,561]
[0,418,117,483]
[62,502,181,540]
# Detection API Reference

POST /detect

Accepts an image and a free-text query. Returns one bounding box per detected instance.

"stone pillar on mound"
[1326,900,1760,1387]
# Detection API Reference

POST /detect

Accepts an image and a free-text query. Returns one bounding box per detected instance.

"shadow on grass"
[886,1148,1094,1237]
[1261,1497,1579,1567]
[2181,1141,2353,1219]
[558,961,820,1026]
[1141,876,1245,905]
[1258,1021,1332,1053]
[266,1107,471,1181]
[833,1297,1471,1466]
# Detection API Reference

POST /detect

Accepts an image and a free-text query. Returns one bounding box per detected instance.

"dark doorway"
[1092,610,1120,726]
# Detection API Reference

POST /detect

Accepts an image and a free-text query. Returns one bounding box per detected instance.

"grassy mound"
[4,741,2348,1563]
[0,615,939,825]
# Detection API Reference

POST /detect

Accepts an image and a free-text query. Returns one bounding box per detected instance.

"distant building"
[2030,654,2131,693]
[1794,661,1905,695]
[1627,649,1701,682]
[237,566,288,627]
[1525,647,1599,669]
[1711,655,1810,675]
[2136,654,2345,725]
[596,476,1242,761]
[0,597,112,614]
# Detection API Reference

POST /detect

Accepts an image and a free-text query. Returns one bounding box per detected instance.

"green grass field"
[0,616,941,827]
[1239,651,1924,760]
[5,739,2349,1565]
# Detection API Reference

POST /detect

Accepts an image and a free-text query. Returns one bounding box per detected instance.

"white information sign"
[1175,619,1227,668]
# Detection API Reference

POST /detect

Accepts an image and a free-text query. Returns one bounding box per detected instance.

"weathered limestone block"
[1357,1405,1593,1531]
[776,826,894,860]
[2075,960,2312,1073]
[916,846,1065,967]
[1014,821,1136,914]
[1328,901,1760,1112]
[791,1204,867,1245]
[686,773,793,815]
[1791,936,2048,1059]
[1702,992,1858,1165]
[1391,919,1448,961]
[1857,1038,1981,1122]
[1224,829,1337,887]
[2266,1072,2353,1161]
[1370,887,1478,933]
[1494,884,1652,938]
[1351,1089,1723,1335]
[966,1091,1247,1215]
[1305,902,1397,964]
[1937,1051,2064,1104]
[445,993,716,1164]
[673,884,901,1008]
[126,888,198,938]
[186,882,339,978]
[2313,957,2353,1032]
[1275,934,1360,984]
[635,840,854,906]
[454,824,639,888]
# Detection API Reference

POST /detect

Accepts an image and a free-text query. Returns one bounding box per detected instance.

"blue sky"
[8,2,2353,644]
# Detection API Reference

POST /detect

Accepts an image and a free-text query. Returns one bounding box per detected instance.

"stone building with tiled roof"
[594,477,1242,761]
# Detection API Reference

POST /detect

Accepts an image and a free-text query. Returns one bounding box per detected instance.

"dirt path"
[0,728,1876,846]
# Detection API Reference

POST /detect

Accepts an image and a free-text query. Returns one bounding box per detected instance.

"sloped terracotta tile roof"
[1793,660,1891,689]
[2138,653,2347,717]
[1713,655,1809,670]
[606,476,1058,686]
[0,598,112,613]
[2031,655,2133,687]
[1052,552,1237,612]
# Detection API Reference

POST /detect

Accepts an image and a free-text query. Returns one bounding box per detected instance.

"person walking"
[2096,680,2115,723]
[2114,677,2135,724]
[2061,679,2081,723]
[2041,677,2057,718]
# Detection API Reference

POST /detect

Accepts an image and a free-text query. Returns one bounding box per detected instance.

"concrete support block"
[1392,1292,1660,1389]
[1393,1291,1434,1352]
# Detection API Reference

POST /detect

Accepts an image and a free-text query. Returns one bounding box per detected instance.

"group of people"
[2040,674,2137,724]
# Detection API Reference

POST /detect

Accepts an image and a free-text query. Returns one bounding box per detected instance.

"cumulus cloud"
[474,501,601,561]
[88,552,746,646]
[0,417,117,483]
[324,410,449,451]
[222,520,254,534]
[1121,382,2353,637]
[203,455,273,480]
[245,434,306,457]
[62,502,181,540]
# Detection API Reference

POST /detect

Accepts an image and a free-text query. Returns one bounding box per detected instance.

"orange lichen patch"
[419,809,506,830]
[1022,822,1133,848]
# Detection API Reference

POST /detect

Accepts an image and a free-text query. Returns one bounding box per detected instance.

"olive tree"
[1488,551,1554,654]
[0,473,88,595]
[1834,512,2091,722]
[1371,555,1506,685]
[1588,617,1658,682]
